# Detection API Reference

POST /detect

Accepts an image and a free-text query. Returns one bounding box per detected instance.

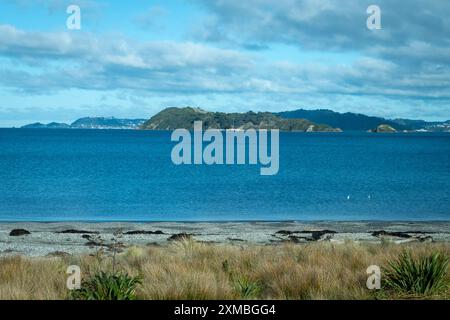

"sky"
[0,0,449,127]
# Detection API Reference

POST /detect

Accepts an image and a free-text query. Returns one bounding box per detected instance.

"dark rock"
[311,230,336,241]
[167,233,192,241]
[227,238,246,242]
[57,229,98,234]
[371,230,434,242]
[371,230,412,239]
[85,241,107,247]
[146,242,162,247]
[124,230,165,235]
[417,235,433,243]
[275,229,336,242]
[288,235,311,243]
[47,251,71,258]
[403,230,436,234]
[81,234,92,240]
[269,239,282,243]
[287,236,301,243]
[9,229,31,236]
[276,230,295,235]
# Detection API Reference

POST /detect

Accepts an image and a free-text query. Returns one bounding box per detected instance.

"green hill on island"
[141,107,341,132]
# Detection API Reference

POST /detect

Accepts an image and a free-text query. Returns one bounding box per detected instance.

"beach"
[1,221,449,257]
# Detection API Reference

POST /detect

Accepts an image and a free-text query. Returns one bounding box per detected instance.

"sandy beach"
[1,221,449,257]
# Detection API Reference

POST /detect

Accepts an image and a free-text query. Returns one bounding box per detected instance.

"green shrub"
[384,251,448,295]
[233,276,263,299]
[71,271,142,300]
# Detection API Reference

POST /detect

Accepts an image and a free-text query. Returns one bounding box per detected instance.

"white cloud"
[1,2,450,124]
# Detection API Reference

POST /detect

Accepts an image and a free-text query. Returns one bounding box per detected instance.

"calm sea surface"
[0,129,449,221]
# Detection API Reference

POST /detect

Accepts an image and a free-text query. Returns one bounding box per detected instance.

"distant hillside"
[277,109,450,132]
[141,107,341,132]
[392,118,450,132]
[21,117,146,129]
[277,109,408,131]
[70,117,146,129]
[21,122,70,129]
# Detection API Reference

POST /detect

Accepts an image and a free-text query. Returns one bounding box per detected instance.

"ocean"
[0,129,449,221]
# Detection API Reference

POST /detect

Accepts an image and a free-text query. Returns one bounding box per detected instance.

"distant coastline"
[16,107,450,132]
[20,117,146,130]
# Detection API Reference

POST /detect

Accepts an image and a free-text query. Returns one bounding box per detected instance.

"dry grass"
[0,241,448,300]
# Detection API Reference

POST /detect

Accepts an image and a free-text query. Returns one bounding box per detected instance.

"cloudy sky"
[0,0,449,127]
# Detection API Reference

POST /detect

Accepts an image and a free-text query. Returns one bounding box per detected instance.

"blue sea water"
[0,129,449,221]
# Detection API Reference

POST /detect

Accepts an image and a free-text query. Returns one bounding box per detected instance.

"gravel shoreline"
[1,221,449,257]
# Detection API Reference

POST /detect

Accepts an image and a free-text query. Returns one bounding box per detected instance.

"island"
[370,124,397,133]
[141,107,342,132]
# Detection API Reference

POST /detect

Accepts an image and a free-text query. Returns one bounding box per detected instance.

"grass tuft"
[233,276,263,299]
[384,251,449,295]
[71,271,142,300]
